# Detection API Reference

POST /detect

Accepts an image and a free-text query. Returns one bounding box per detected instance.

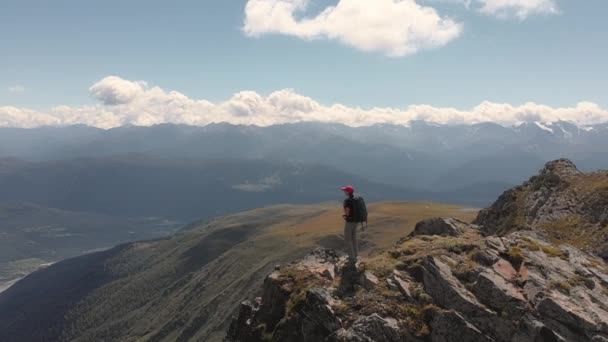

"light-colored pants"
[344,221,359,262]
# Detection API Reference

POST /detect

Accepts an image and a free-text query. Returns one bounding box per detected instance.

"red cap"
[341,185,354,194]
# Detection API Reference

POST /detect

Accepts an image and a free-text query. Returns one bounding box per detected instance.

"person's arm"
[343,206,351,218]
[343,199,351,219]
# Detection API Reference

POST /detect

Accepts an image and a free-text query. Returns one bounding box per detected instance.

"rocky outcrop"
[475,159,608,259]
[226,222,608,342]
[410,217,471,237]
[226,159,608,341]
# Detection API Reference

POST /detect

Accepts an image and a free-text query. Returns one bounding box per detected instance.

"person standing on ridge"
[341,185,367,265]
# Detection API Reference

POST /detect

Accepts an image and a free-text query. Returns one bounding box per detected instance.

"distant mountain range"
[0,156,432,220]
[1,121,606,193]
[0,121,606,299]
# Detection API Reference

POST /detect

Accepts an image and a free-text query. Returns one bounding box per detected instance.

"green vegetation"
[506,247,525,266]
[452,259,480,283]
[541,245,567,259]
[392,233,482,266]
[566,275,597,290]
[492,189,529,235]
[517,236,569,259]
[551,280,572,294]
[365,255,400,278]
[542,215,586,247]
[519,236,541,251]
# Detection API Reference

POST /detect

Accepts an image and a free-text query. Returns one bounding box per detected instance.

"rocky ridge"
[226,221,608,342]
[226,160,608,341]
[475,159,608,259]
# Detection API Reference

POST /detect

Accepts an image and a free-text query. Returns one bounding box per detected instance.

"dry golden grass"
[551,280,572,294]
[541,215,598,250]
[572,173,608,193]
[507,247,524,265]
[519,237,541,251]
[267,202,478,256]
[541,245,566,259]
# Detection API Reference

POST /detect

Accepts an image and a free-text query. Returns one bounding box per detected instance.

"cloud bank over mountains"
[0,76,606,129]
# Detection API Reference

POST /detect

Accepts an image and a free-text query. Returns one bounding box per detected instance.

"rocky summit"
[475,159,608,259]
[226,160,608,342]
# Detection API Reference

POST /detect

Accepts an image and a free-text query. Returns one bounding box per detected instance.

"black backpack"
[352,196,368,224]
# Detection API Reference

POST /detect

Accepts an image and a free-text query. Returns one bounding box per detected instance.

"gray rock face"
[226,224,608,342]
[430,310,494,342]
[337,314,402,342]
[273,287,342,342]
[411,217,471,237]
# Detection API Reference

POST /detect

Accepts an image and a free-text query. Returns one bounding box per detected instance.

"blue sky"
[1,0,607,128]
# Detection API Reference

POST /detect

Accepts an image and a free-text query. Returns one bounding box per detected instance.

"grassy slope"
[487,171,608,251]
[0,201,476,342]
[542,172,608,249]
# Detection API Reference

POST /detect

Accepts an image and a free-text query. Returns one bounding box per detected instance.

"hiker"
[341,185,367,265]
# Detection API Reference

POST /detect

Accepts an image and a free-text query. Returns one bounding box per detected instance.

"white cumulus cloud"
[476,0,559,19]
[89,76,148,105]
[1,76,607,129]
[243,0,463,57]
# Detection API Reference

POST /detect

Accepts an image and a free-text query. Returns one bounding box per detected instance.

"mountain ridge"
[1,159,607,341]
[0,202,478,342]
[2,122,607,190]
[226,160,608,342]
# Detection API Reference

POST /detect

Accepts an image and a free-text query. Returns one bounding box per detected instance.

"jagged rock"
[536,295,608,341]
[341,314,401,342]
[509,317,566,342]
[485,236,507,252]
[474,159,608,259]
[225,300,263,342]
[273,287,342,342]
[472,248,500,266]
[429,310,493,342]
[385,278,398,291]
[419,256,519,340]
[227,223,608,342]
[362,272,379,290]
[393,276,413,301]
[421,257,493,317]
[410,217,470,237]
[541,158,580,178]
[471,269,527,317]
[257,271,294,331]
[302,247,339,280]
